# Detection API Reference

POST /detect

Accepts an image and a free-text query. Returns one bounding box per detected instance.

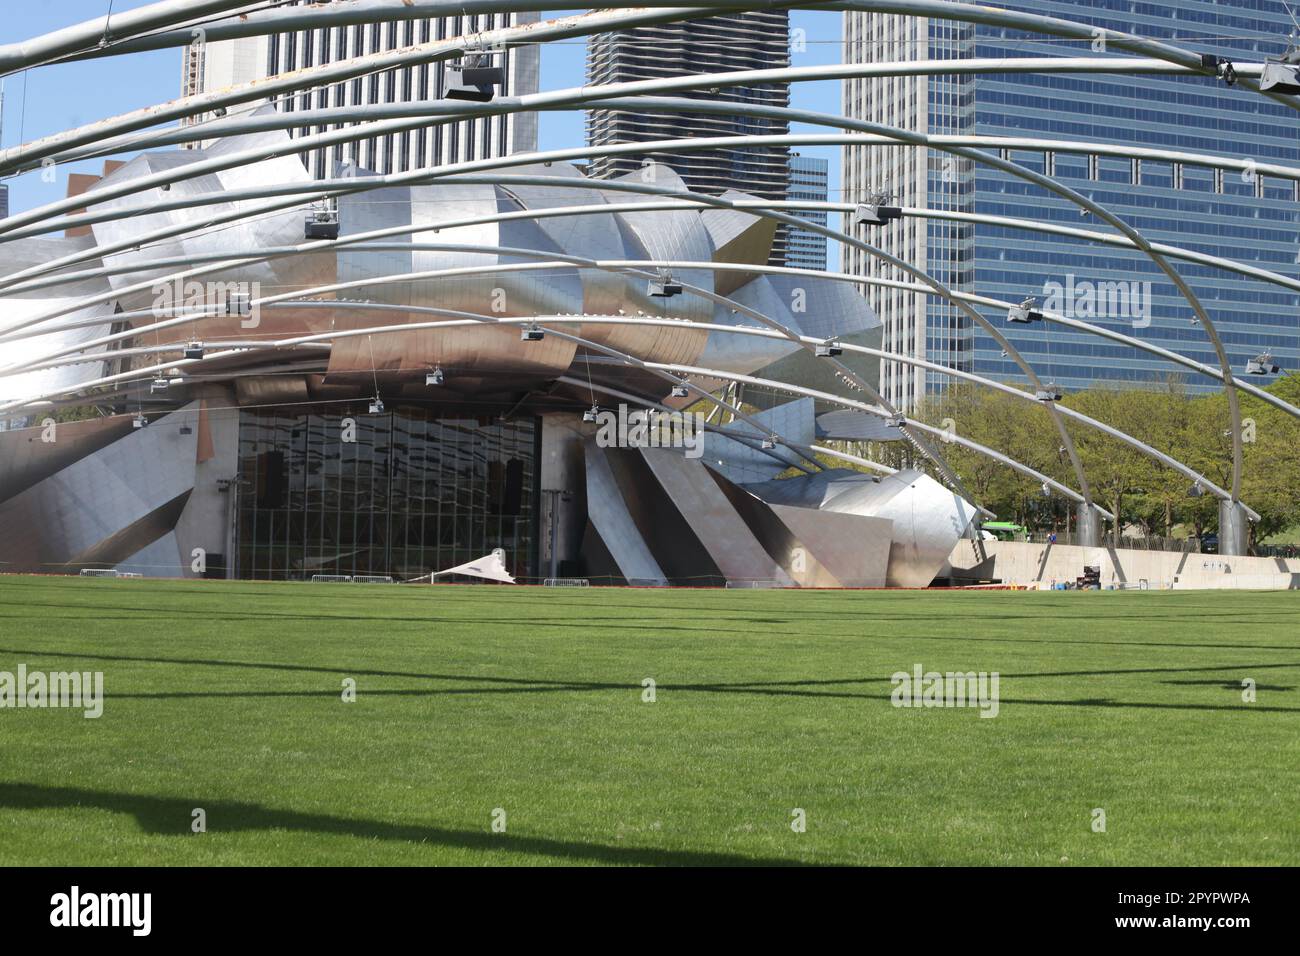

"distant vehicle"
[1200,534,1219,554]
[981,521,1028,542]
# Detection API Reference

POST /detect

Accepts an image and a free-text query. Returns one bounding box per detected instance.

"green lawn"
[0,575,1296,866]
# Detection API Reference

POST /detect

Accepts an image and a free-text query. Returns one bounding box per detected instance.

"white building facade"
[181,3,539,175]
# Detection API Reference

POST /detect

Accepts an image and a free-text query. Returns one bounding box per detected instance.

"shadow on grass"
[2,645,1297,686]
[2,649,1298,712]
[1161,679,1295,691]
[100,687,1300,712]
[1,598,1295,651]
[0,782,805,867]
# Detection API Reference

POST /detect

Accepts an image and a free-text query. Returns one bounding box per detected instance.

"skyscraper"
[787,153,829,271]
[843,3,1300,409]
[586,12,793,263]
[181,3,539,176]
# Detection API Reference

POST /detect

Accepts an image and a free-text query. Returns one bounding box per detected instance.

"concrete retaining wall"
[948,540,1300,590]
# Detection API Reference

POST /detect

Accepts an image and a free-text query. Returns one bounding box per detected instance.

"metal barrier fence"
[310,574,394,584]
[1024,533,1199,553]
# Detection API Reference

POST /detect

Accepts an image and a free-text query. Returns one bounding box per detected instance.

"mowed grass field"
[0,575,1296,866]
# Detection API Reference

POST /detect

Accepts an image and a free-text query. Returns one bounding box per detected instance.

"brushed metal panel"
[0,299,118,403]
[0,402,200,571]
[583,436,665,584]
[769,503,891,588]
[710,397,816,485]
[816,409,904,442]
[115,529,186,578]
[639,446,791,586]
[745,468,977,587]
[0,414,137,503]
[699,189,779,295]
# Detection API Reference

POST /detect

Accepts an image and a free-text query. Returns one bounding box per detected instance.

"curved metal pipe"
[0,89,1252,510]
[0,186,989,509]
[0,237,980,495]
[25,0,1296,115]
[600,95,1248,502]
[0,291,1218,517]
[0,0,266,76]
[5,197,1274,522]
[16,123,1300,253]
[0,104,1263,507]
[0,5,728,179]
[46,58,1232,168]
[18,242,1289,426]
[1,8,1289,220]
[0,165,1077,509]
[12,198,1300,309]
[9,289,1189,520]
[0,308,1076,519]
[0,232,983,502]
[7,167,1292,439]
[4,172,1296,428]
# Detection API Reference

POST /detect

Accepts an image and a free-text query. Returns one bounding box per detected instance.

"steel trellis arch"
[0,110,1252,509]
[0,148,1097,515]
[594,95,1250,506]
[28,0,1300,115]
[0,282,1213,516]
[4,175,1297,427]
[5,167,1289,522]
[4,307,1092,518]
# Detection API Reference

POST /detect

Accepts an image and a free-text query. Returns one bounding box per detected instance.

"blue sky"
[1,3,845,228]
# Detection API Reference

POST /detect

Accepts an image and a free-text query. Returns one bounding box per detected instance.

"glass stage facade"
[233,407,540,582]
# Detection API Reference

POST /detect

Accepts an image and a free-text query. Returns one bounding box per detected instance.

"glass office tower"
[788,152,830,271]
[844,1,1300,408]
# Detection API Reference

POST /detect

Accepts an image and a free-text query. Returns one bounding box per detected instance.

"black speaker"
[258,451,286,509]
[503,458,524,516]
